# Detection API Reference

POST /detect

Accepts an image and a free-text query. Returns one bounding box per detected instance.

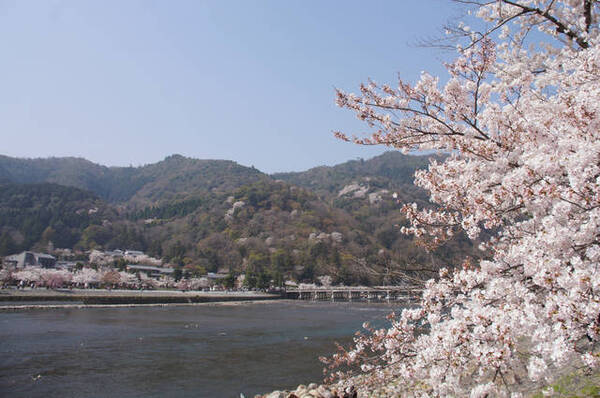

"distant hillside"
[111,179,474,285]
[273,151,445,203]
[0,183,115,255]
[0,154,266,205]
[0,152,476,285]
[273,151,440,190]
[123,155,268,206]
[0,152,436,204]
[0,155,113,195]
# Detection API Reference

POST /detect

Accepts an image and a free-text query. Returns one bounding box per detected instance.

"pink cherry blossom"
[326,1,600,395]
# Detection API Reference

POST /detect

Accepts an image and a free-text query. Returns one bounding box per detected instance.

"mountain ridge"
[0,151,474,285]
[0,153,268,205]
[0,151,441,203]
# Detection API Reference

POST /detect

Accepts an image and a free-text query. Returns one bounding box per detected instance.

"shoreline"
[0,288,408,311]
[0,288,281,308]
[0,299,288,311]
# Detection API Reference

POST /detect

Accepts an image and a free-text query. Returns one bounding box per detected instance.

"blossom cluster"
[2,267,178,290]
[328,1,600,396]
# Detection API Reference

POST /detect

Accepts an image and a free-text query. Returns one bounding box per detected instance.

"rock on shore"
[254,383,357,398]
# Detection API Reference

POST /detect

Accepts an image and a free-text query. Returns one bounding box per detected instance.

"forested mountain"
[0,156,112,195]
[0,154,266,205]
[0,152,476,285]
[0,183,115,255]
[273,151,446,203]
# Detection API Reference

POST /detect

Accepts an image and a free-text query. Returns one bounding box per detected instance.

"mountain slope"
[0,182,115,254]
[0,152,475,285]
[273,151,445,204]
[0,154,266,205]
[122,155,267,206]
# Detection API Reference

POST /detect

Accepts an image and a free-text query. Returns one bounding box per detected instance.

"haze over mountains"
[0,152,472,285]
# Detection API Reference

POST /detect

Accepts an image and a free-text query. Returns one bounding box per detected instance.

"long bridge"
[285,287,421,303]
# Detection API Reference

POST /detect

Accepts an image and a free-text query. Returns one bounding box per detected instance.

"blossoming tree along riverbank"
[325,1,600,396]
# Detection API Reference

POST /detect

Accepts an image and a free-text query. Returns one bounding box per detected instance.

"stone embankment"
[0,288,281,307]
[255,383,357,398]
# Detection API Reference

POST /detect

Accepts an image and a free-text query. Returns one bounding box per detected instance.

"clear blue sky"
[0,0,463,173]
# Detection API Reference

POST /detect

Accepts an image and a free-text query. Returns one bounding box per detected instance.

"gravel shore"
[254,382,357,398]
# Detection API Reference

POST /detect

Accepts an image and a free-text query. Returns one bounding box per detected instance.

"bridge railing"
[284,286,422,302]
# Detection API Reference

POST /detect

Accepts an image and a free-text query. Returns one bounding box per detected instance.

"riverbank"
[254,383,355,398]
[0,300,290,311]
[0,287,280,307]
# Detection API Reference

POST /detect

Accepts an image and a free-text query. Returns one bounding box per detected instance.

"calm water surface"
[0,301,398,398]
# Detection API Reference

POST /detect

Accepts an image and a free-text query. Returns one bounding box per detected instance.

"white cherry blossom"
[326,1,600,395]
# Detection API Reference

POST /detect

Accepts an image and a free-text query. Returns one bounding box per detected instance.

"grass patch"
[530,370,600,397]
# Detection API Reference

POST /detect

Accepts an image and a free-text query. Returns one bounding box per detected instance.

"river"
[0,301,399,397]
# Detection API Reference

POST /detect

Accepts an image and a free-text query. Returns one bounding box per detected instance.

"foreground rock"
[255,383,357,398]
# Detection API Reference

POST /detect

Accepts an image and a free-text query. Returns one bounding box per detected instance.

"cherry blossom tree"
[0,268,13,286]
[327,1,600,396]
[40,269,72,288]
[188,277,210,290]
[101,270,122,287]
[138,272,157,289]
[157,275,176,289]
[176,279,190,291]
[318,275,333,287]
[13,268,41,285]
[72,268,101,287]
[119,271,139,289]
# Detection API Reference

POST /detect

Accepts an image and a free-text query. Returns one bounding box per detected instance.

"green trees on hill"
[130,197,207,220]
[0,154,266,205]
[0,152,476,285]
[0,183,112,255]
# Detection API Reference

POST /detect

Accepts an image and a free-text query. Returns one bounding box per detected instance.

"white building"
[4,251,56,268]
